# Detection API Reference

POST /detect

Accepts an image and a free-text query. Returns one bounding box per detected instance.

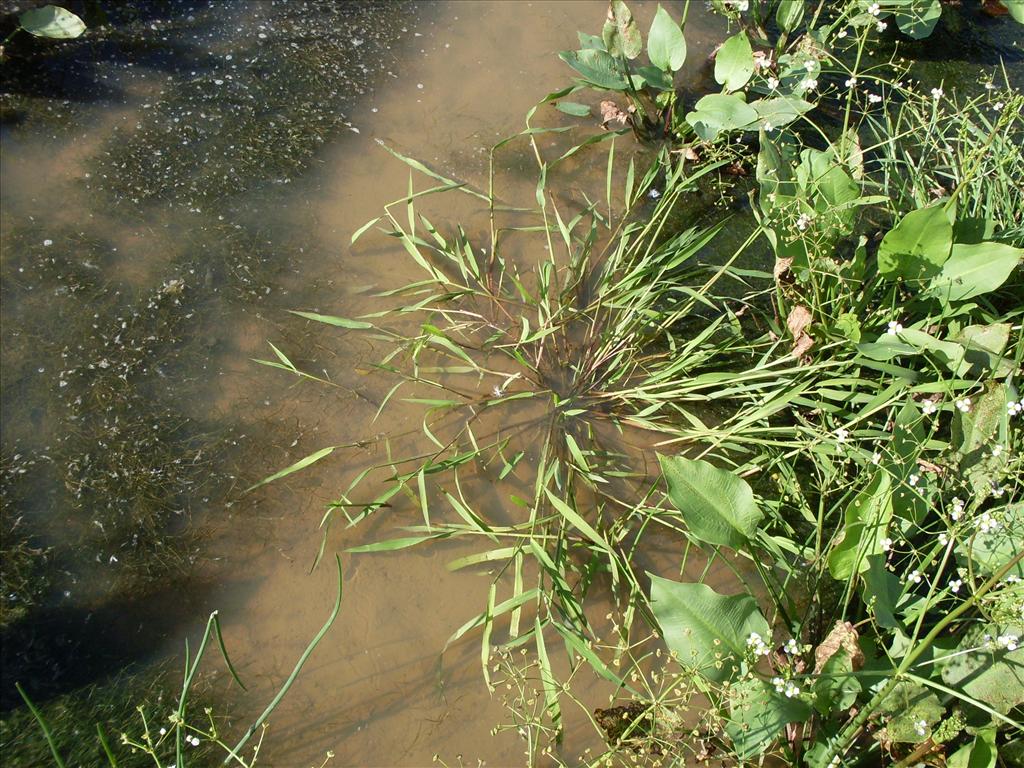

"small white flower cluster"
[867,2,881,16]
[186,734,201,747]
[881,537,893,552]
[1008,399,1023,417]
[906,569,923,585]
[922,399,938,416]
[835,427,850,443]
[977,511,1000,535]
[796,212,813,231]
[914,719,928,737]
[955,397,971,413]
[773,676,801,697]
[747,631,771,657]
[930,87,943,100]
[949,578,962,593]
[784,638,801,655]
[887,320,903,335]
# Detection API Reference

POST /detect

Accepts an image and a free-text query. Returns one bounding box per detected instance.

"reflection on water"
[0,0,738,764]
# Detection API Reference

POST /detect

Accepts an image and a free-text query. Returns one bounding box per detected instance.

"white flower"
[804,59,817,72]
[922,400,938,416]
[868,92,883,104]
[835,427,850,443]
[746,632,771,656]
[766,76,780,90]
[648,188,661,199]
[949,579,962,593]
[955,397,971,413]
[845,76,858,88]
[802,78,818,91]
[977,511,1000,534]
[837,28,849,39]
[784,682,801,698]
[1007,400,1022,417]
[908,474,920,487]
[877,21,888,32]
[872,452,881,465]
[159,728,167,736]
[991,485,1005,499]
[887,320,903,335]
[881,537,893,552]
[907,569,922,584]
[997,634,1019,652]
[991,444,1003,457]
[951,498,964,520]
[773,676,785,693]
[785,638,801,655]
[796,212,813,230]
[930,87,944,99]
[914,719,928,737]
[43,239,54,246]
[763,121,774,132]
[868,2,881,16]
[994,101,1005,111]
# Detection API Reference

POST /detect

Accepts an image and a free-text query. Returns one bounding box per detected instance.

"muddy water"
[1,1,733,765]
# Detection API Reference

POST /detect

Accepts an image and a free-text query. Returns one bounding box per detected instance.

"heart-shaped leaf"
[602,0,642,59]
[559,49,629,90]
[19,4,86,38]
[877,204,953,281]
[924,241,1022,303]
[685,93,758,141]
[714,31,754,92]
[658,454,763,548]
[649,574,770,682]
[647,5,686,72]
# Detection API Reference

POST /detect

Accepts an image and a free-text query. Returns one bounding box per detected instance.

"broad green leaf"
[827,471,893,580]
[714,31,754,92]
[813,648,861,715]
[893,0,942,39]
[924,241,1022,303]
[554,101,591,117]
[950,323,1012,377]
[941,623,1024,716]
[879,682,944,743]
[578,31,606,50]
[877,205,953,281]
[649,574,770,682]
[776,0,805,32]
[658,454,763,549]
[559,49,629,90]
[289,310,373,329]
[948,728,997,768]
[1006,0,1024,24]
[19,5,85,38]
[862,555,901,628]
[953,383,1007,484]
[636,65,673,91]
[835,313,862,343]
[602,0,642,59]
[750,96,814,129]
[756,131,797,200]
[685,93,758,141]
[647,5,686,72]
[726,679,810,759]
[958,503,1024,580]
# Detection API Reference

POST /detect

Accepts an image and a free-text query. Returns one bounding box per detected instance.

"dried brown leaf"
[814,621,864,674]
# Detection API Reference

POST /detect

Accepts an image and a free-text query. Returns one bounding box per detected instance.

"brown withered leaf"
[773,257,793,281]
[814,621,864,674]
[600,100,632,129]
[786,305,812,339]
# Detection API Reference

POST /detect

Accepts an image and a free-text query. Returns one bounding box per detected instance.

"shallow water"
[1,0,729,764]
[6,0,1017,764]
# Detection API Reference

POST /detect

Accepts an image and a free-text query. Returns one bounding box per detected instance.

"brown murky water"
[1,2,734,765]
